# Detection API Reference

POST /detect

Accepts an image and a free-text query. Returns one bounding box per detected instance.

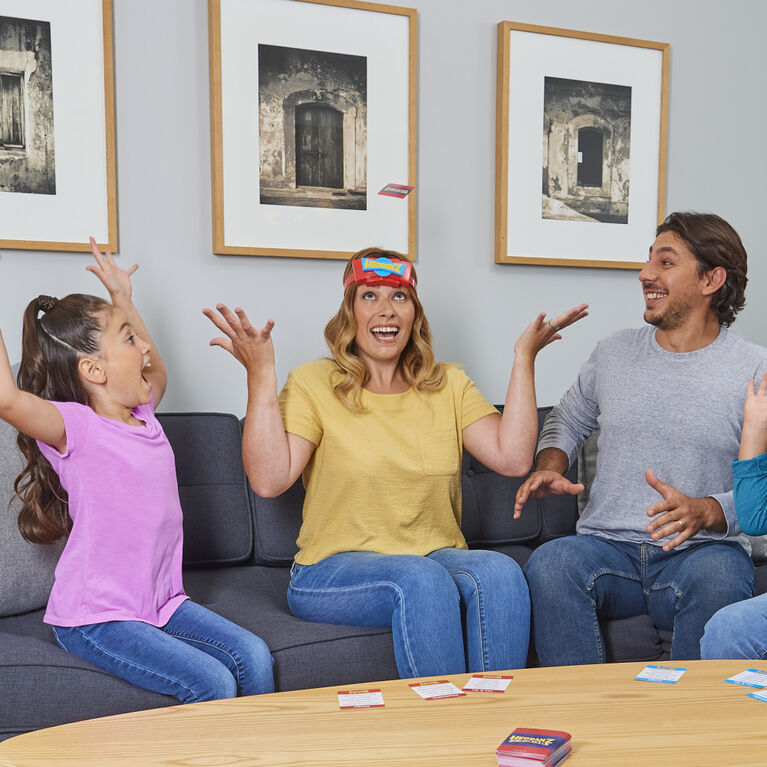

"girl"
[0,239,274,702]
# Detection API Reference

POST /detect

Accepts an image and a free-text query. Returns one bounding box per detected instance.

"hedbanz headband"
[343,256,417,292]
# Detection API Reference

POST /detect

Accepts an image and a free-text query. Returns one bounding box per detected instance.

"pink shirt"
[37,399,188,627]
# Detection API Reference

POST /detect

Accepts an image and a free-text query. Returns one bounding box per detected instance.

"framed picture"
[209,0,417,260]
[495,22,669,269]
[0,0,117,252]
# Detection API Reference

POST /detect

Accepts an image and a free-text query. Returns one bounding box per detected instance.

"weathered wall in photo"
[258,45,367,193]
[543,78,630,223]
[0,16,55,195]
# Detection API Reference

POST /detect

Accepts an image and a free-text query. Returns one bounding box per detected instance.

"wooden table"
[1,660,766,766]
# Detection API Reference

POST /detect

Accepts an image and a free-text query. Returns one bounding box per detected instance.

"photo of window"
[0,0,117,253]
[495,21,668,269]
[0,14,56,195]
[542,76,631,225]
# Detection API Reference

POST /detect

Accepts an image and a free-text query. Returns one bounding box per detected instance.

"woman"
[204,248,587,677]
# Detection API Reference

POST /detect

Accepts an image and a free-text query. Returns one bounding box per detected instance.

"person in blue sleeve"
[701,373,767,659]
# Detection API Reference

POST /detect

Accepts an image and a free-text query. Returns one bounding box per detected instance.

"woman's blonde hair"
[324,247,447,410]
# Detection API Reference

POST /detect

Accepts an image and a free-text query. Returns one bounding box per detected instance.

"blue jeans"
[701,593,767,659]
[287,548,530,678]
[52,600,274,702]
[524,535,754,665]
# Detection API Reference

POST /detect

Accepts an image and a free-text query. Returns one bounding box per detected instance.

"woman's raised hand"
[203,304,276,377]
[514,303,589,361]
[86,236,138,302]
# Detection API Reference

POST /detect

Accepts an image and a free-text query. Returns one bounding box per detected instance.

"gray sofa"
[1,407,762,741]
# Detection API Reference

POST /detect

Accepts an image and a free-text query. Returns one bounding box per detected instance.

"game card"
[726,669,767,688]
[462,674,513,693]
[747,690,767,703]
[635,664,687,683]
[409,680,465,700]
[337,689,385,709]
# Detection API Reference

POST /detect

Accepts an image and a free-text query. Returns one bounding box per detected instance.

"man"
[518,211,767,665]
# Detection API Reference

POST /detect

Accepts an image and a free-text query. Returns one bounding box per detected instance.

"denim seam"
[56,626,197,699]
[585,569,641,664]
[449,569,486,671]
[288,580,419,677]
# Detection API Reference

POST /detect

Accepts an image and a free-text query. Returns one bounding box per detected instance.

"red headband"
[343,257,417,292]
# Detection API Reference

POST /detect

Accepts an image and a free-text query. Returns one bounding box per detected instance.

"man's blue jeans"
[524,535,754,665]
[701,592,767,659]
[52,600,275,702]
[287,548,530,678]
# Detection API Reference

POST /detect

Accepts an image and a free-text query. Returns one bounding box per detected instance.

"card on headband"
[343,256,417,292]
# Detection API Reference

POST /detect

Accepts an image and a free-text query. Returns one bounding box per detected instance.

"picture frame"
[209,0,417,260]
[0,0,117,253]
[495,22,669,269]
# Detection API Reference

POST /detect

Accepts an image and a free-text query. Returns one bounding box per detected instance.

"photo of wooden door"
[295,104,343,188]
[577,127,603,188]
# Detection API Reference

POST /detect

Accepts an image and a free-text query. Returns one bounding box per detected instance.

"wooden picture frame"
[495,22,669,269]
[209,0,417,260]
[0,0,117,253]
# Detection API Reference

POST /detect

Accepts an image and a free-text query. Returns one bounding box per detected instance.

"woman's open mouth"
[370,326,400,343]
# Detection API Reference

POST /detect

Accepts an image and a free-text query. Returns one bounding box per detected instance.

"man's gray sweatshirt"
[537,326,767,553]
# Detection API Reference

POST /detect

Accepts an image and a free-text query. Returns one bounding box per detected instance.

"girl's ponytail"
[13,293,110,544]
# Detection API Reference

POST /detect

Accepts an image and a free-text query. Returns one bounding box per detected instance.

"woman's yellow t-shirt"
[279,359,498,564]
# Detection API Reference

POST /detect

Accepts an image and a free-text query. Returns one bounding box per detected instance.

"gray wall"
[1,0,765,414]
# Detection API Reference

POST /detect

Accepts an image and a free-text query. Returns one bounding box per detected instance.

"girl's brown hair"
[13,293,110,544]
[323,248,447,410]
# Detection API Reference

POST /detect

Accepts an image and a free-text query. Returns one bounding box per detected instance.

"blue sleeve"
[732,454,767,536]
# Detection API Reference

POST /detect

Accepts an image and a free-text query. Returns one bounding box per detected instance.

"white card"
[462,674,513,693]
[408,680,465,700]
[726,669,767,688]
[337,689,385,709]
[747,690,767,702]
[635,664,687,683]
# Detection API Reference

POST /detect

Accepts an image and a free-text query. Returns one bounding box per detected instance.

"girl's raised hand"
[86,236,138,301]
[514,303,589,361]
[203,304,276,377]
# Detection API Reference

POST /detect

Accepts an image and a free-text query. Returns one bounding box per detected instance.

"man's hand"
[513,470,584,519]
[644,469,726,551]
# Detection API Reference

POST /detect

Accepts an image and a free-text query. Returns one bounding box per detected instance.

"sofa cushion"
[0,418,63,618]
[250,482,304,566]
[158,413,253,566]
[0,631,174,741]
[183,566,398,690]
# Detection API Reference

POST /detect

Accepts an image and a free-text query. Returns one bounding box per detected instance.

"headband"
[343,257,417,292]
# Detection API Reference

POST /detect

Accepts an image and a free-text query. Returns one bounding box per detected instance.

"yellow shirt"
[279,359,498,564]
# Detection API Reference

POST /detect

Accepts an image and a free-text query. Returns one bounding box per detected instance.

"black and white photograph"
[542,76,631,224]
[258,44,367,211]
[495,22,668,269]
[0,0,116,253]
[0,14,56,195]
[210,0,415,260]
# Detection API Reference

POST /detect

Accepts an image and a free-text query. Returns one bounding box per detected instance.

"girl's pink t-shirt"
[37,399,188,627]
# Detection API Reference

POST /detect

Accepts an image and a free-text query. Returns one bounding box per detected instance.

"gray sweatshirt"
[537,325,767,553]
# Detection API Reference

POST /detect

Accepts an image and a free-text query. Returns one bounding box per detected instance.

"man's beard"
[644,294,695,331]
